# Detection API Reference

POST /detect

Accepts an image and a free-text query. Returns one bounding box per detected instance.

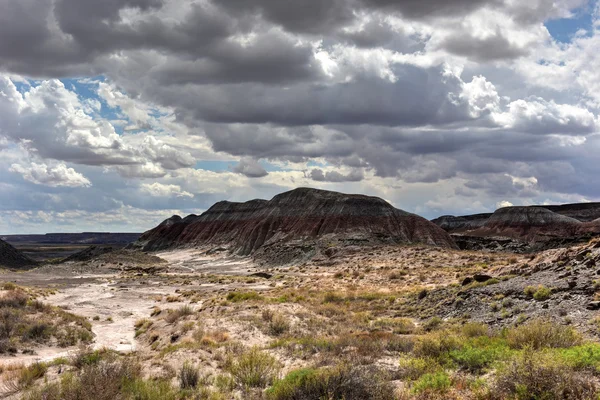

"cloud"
[0,0,600,234]
[140,182,193,198]
[233,158,268,178]
[10,163,91,187]
[309,168,364,182]
[497,200,514,208]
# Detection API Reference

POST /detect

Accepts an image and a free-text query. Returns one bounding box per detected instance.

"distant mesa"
[1,232,141,245]
[433,202,600,243]
[131,187,456,262]
[0,238,36,269]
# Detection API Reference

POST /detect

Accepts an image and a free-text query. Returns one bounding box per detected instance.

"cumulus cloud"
[10,163,91,187]
[140,182,193,198]
[233,158,268,178]
[309,168,365,182]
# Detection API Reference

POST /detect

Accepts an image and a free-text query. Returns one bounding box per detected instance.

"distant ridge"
[132,188,456,259]
[432,203,600,242]
[0,238,36,269]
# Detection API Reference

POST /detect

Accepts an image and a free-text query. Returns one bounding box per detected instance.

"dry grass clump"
[506,319,581,350]
[179,361,199,389]
[268,314,290,336]
[493,350,596,400]
[164,304,194,324]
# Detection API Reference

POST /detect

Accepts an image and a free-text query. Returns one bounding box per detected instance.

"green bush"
[558,343,600,372]
[123,378,179,400]
[228,347,279,388]
[411,372,452,395]
[413,331,461,362]
[450,338,511,373]
[524,285,552,301]
[398,356,440,380]
[266,364,395,400]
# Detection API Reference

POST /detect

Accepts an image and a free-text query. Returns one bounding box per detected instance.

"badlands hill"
[0,238,36,269]
[132,188,456,259]
[433,203,600,245]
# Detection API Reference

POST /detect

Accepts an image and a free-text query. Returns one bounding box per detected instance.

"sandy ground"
[0,249,264,367]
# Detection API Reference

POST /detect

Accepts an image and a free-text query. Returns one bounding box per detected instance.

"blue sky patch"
[545,2,595,43]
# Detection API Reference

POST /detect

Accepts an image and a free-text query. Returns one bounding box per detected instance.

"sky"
[1,0,600,234]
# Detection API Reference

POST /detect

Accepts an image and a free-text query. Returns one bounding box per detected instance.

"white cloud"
[140,182,193,198]
[496,200,514,208]
[10,162,91,187]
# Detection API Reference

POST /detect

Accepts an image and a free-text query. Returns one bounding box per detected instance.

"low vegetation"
[0,285,93,354]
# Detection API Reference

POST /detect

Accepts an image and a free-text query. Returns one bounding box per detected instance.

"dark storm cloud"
[134,64,472,128]
[440,31,530,62]
[359,0,501,20]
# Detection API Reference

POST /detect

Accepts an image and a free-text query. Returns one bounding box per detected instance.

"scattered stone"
[249,272,272,279]
[474,274,493,283]
[587,302,600,310]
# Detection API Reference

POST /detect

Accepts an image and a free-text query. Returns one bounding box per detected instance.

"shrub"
[506,320,581,350]
[266,364,395,400]
[449,338,511,373]
[494,350,596,400]
[268,314,290,336]
[558,343,600,372]
[0,308,18,340]
[411,372,452,395]
[533,286,552,301]
[164,305,193,323]
[123,379,179,400]
[323,292,344,303]
[0,290,28,308]
[228,347,279,388]
[524,285,552,301]
[461,323,490,338]
[398,356,440,380]
[18,362,48,389]
[24,322,53,341]
[373,318,415,334]
[413,331,461,362]
[179,361,199,389]
[226,291,262,302]
[422,317,443,332]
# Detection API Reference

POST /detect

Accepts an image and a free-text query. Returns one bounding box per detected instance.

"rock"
[250,272,272,279]
[474,274,493,283]
[568,280,577,289]
[587,302,600,310]
[461,277,474,286]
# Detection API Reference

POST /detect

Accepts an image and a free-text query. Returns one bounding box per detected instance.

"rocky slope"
[419,238,600,334]
[0,238,36,269]
[132,188,456,260]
